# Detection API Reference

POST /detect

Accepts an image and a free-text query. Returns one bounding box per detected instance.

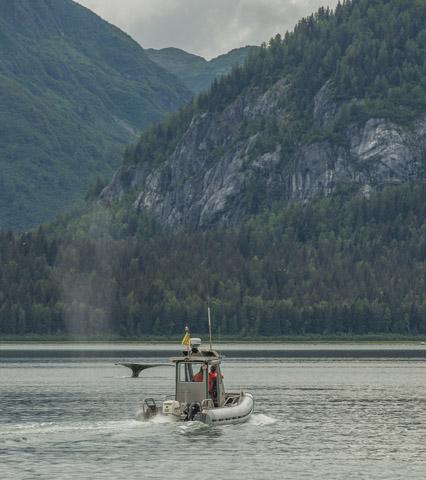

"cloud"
[76,0,339,59]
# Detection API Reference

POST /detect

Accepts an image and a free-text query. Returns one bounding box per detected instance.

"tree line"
[2,183,426,337]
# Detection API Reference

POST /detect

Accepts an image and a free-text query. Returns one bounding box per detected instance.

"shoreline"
[1,334,426,344]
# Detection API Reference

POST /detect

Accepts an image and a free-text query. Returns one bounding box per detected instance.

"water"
[1,344,426,479]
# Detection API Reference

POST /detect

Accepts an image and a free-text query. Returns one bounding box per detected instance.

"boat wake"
[1,414,277,447]
[249,413,277,426]
[135,410,176,424]
[1,419,143,443]
[176,413,277,434]
[178,420,211,435]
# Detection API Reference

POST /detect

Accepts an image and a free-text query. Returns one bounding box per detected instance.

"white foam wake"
[178,421,211,435]
[135,409,177,424]
[249,413,278,426]
[1,419,142,441]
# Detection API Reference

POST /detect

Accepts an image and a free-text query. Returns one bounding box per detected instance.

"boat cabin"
[171,339,225,408]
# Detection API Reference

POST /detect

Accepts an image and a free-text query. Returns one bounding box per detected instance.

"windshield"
[178,362,206,383]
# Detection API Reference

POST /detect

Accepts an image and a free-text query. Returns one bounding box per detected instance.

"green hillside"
[0,0,191,231]
[2,183,426,337]
[145,46,259,93]
[3,0,426,338]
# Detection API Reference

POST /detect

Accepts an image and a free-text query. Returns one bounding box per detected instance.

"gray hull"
[199,393,254,425]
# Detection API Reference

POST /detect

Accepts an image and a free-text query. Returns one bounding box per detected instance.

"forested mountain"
[0,0,191,231]
[103,0,426,230]
[2,183,426,337]
[3,0,426,339]
[145,46,259,94]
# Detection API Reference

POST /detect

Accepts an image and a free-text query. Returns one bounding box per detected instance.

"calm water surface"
[1,343,426,479]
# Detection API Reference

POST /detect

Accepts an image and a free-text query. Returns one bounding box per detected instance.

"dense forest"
[2,183,426,337]
[3,0,426,338]
[125,0,426,174]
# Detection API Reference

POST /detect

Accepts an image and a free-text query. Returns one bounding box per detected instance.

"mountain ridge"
[145,45,259,94]
[102,0,426,230]
[0,0,191,230]
[4,0,426,337]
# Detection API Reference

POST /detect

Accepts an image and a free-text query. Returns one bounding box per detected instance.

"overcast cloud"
[76,0,339,59]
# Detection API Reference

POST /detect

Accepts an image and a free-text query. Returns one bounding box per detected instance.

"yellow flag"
[181,331,190,346]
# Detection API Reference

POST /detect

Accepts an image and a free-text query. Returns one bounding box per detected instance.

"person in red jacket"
[208,365,223,406]
[208,365,218,391]
[192,366,204,382]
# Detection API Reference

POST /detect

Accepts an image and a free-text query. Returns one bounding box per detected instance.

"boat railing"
[201,398,214,410]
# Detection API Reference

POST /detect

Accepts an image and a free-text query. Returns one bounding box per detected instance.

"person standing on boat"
[208,364,216,382]
[208,365,223,406]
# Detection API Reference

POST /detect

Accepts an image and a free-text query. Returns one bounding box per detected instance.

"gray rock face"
[101,79,426,229]
[313,80,339,128]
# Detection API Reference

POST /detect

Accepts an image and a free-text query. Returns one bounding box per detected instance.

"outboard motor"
[185,402,201,421]
[142,398,158,419]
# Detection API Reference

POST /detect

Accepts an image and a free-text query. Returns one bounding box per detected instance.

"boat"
[119,336,254,425]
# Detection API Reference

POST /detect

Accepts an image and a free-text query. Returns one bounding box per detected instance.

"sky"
[76,0,339,59]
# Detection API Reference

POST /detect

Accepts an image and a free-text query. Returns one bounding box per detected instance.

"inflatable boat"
[119,337,254,425]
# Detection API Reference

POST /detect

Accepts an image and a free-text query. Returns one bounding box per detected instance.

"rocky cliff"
[101,78,426,229]
[101,0,426,230]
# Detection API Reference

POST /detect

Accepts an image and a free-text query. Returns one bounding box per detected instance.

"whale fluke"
[116,362,172,378]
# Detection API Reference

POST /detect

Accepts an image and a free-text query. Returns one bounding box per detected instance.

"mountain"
[145,46,259,94]
[4,0,426,339]
[0,0,191,231]
[102,0,426,230]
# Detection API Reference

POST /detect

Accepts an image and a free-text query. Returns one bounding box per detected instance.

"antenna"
[207,305,213,351]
